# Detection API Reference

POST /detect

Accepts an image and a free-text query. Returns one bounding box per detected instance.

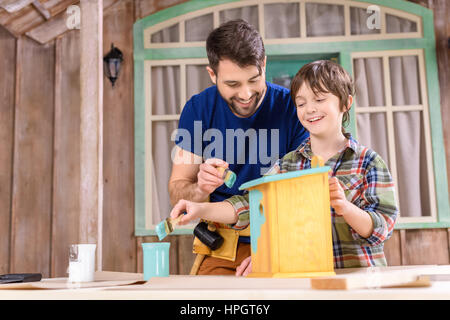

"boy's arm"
[329,178,373,238]
[224,194,251,229]
[330,155,398,246]
[170,199,238,225]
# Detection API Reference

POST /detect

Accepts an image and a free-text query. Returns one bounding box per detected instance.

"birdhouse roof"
[239,166,331,191]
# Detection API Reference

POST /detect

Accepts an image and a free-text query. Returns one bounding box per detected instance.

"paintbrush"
[155,212,186,241]
[217,167,236,188]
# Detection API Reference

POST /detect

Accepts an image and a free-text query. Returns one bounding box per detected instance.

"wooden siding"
[0,0,448,277]
[10,36,55,276]
[52,28,81,277]
[102,0,137,273]
[0,25,16,274]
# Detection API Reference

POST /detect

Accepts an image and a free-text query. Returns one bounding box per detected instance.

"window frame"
[134,0,450,236]
[351,49,437,225]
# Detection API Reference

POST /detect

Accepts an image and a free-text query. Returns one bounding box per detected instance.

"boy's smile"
[295,83,345,139]
[306,115,325,123]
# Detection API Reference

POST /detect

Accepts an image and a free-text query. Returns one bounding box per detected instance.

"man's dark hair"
[206,19,265,75]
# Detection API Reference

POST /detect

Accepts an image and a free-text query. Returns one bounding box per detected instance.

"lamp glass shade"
[103,44,123,87]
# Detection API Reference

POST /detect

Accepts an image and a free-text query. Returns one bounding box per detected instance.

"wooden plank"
[384,230,402,266]
[32,0,50,20]
[311,267,433,290]
[177,235,195,275]
[0,0,80,37]
[26,0,120,44]
[448,229,450,263]
[403,229,450,265]
[0,26,16,274]
[0,0,34,13]
[102,0,136,273]
[167,235,179,275]
[136,237,143,273]
[399,229,407,265]
[79,0,103,268]
[10,36,55,277]
[0,3,45,37]
[51,30,81,278]
[25,8,68,44]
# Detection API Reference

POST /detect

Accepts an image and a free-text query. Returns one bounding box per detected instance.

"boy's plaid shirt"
[225,135,398,268]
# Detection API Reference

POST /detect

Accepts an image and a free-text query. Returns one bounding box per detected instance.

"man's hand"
[329,177,350,216]
[236,256,252,276]
[169,146,230,205]
[196,158,230,196]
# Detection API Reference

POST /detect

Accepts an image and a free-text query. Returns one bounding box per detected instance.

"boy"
[171,60,398,275]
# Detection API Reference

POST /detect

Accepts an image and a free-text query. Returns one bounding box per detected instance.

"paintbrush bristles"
[156,214,185,241]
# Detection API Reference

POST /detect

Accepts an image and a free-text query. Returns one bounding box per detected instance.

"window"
[134,0,450,235]
[353,50,435,223]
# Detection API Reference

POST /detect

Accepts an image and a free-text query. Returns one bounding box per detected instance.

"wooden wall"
[0,0,448,278]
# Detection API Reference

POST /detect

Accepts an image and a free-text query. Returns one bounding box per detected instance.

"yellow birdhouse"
[239,156,335,278]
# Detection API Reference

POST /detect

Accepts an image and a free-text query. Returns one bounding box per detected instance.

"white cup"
[68,244,96,282]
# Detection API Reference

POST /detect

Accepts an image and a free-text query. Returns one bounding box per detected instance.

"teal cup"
[141,242,170,280]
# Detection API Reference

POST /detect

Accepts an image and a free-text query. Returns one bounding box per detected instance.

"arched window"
[134,0,450,235]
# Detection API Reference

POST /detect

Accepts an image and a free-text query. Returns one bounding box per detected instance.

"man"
[169,19,308,275]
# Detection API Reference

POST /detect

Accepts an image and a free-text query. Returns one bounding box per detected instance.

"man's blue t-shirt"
[175,81,309,203]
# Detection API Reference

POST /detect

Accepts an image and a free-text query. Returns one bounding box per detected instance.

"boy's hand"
[236,256,252,276]
[196,158,229,196]
[329,177,350,216]
[170,199,204,225]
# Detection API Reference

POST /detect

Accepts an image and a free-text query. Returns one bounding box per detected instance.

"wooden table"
[1,266,450,300]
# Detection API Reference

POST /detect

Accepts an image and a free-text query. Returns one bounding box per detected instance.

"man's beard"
[218,89,265,118]
[228,93,260,117]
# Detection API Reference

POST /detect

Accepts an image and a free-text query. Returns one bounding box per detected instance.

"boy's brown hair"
[290,60,354,137]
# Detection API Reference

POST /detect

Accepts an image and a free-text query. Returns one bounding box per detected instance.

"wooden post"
[399,229,407,265]
[79,0,103,271]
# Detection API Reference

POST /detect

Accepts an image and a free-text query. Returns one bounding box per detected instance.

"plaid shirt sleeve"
[349,152,398,246]
[224,159,282,229]
[224,194,250,230]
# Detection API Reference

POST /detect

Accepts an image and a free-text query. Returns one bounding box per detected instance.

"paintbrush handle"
[171,213,184,226]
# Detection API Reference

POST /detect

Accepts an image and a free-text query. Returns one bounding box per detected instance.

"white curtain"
[151,66,180,222]
[220,5,258,29]
[306,3,345,36]
[185,13,214,42]
[353,13,429,217]
[354,57,390,165]
[148,4,429,222]
[264,3,300,38]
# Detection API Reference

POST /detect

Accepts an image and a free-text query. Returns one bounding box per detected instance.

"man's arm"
[168,146,228,206]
